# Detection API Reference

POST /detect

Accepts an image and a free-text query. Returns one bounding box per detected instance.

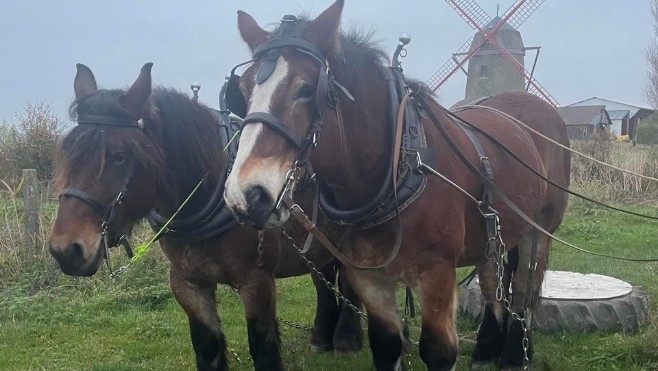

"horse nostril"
[70,242,84,259]
[246,185,272,209]
[49,240,93,276]
[244,185,274,228]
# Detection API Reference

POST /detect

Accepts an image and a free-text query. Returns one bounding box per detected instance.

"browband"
[77,114,140,128]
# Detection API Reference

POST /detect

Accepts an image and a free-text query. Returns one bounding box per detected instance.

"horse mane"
[56,87,226,209]
[149,87,226,191]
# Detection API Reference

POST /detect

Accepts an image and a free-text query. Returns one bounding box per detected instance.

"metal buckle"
[289,203,304,214]
[275,168,300,210]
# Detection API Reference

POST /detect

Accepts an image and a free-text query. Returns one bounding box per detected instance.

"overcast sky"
[0,0,653,125]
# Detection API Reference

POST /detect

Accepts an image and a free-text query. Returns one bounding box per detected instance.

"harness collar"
[146,108,238,242]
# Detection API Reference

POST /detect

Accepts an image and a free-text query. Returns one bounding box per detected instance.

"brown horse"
[48,63,363,371]
[223,1,570,370]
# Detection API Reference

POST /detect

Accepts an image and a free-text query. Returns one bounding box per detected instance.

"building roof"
[607,109,630,120]
[557,105,611,126]
[567,97,654,120]
[471,16,525,55]
[484,16,515,31]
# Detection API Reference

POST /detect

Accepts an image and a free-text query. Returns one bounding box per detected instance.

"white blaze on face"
[225,56,291,216]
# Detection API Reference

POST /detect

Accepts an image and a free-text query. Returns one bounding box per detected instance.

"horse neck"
[150,95,226,216]
[313,74,391,208]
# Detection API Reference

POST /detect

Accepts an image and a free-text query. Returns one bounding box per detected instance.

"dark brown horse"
[48,63,362,371]
[224,1,570,370]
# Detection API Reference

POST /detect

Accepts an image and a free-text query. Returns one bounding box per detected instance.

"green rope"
[224,129,241,151]
[131,177,205,261]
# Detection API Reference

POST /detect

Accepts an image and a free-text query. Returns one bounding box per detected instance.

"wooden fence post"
[22,169,40,257]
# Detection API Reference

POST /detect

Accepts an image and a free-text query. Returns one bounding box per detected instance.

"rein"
[449,105,658,221]
[413,93,658,263]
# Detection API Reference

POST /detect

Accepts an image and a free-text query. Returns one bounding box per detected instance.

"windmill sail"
[426,0,557,107]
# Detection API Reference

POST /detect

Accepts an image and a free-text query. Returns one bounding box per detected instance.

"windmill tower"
[465,16,525,99]
[426,0,558,107]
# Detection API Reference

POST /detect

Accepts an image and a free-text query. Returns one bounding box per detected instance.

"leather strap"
[300,179,320,254]
[242,112,303,149]
[415,94,658,263]
[254,37,326,63]
[61,188,106,212]
[77,114,139,128]
[393,92,412,184]
[283,195,402,269]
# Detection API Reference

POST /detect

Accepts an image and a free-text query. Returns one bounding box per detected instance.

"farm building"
[566,97,654,139]
[557,105,611,140]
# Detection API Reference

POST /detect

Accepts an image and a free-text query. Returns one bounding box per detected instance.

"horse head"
[49,63,165,276]
[225,0,360,229]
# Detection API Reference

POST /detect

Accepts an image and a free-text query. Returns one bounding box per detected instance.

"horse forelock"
[57,87,225,204]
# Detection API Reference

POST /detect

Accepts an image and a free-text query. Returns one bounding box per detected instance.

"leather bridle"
[225,15,353,173]
[60,114,139,269]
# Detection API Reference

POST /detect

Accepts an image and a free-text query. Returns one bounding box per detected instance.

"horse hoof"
[310,343,333,353]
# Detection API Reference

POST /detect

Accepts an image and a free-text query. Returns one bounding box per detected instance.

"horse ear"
[237,10,269,53]
[121,62,153,117]
[74,64,98,99]
[304,0,344,56]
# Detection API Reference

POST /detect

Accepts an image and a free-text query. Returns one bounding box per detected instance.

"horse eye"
[297,84,314,99]
[111,152,126,165]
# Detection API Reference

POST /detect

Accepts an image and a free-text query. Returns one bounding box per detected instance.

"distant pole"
[191,82,201,102]
[22,169,40,257]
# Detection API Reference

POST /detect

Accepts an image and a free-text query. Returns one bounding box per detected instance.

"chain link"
[109,262,131,278]
[282,228,423,369]
[281,229,367,320]
[489,212,530,370]
[256,230,265,267]
[276,316,314,331]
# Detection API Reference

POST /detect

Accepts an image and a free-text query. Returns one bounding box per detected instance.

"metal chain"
[282,228,421,369]
[256,230,265,267]
[110,262,131,278]
[490,213,530,370]
[276,316,314,331]
[280,229,367,320]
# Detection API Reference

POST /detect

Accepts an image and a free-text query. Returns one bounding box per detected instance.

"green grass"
[0,201,657,370]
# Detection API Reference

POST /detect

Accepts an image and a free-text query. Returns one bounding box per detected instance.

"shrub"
[0,103,66,186]
[570,140,658,203]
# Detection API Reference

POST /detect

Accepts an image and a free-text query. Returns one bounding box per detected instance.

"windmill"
[426,0,558,107]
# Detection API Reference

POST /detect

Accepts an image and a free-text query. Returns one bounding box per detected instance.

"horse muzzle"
[49,238,103,276]
[229,185,290,230]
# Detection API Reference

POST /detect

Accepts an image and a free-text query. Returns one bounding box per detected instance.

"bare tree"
[645,0,658,109]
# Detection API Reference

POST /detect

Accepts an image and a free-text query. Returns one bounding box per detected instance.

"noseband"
[60,113,141,269]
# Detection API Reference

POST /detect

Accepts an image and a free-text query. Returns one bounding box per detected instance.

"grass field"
[1,196,657,370]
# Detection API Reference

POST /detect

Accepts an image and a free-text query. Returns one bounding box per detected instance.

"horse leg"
[169,268,228,371]
[238,268,283,371]
[499,234,549,370]
[345,267,406,371]
[334,263,364,352]
[310,261,340,352]
[417,260,459,371]
[470,260,507,370]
